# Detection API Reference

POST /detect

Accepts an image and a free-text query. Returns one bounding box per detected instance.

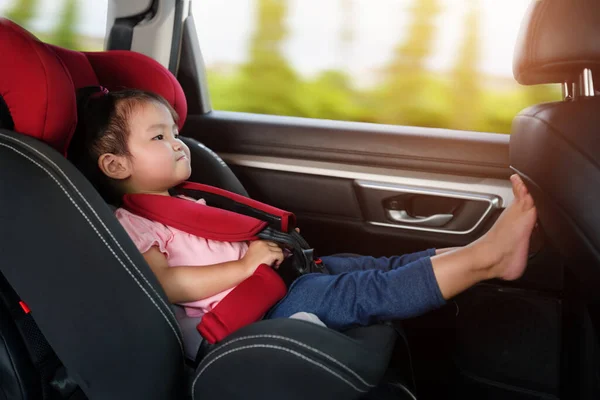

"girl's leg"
[320,248,436,274]
[321,248,460,275]
[269,256,445,330]
[269,175,537,330]
[435,247,458,255]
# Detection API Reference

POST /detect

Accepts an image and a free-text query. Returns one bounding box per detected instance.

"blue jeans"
[267,249,445,330]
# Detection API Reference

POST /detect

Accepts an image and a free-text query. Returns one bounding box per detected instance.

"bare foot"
[479,174,538,280]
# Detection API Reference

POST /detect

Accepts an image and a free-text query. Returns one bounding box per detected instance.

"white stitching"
[192,344,370,394]
[393,382,417,400]
[203,334,376,388]
[0,136,183,353]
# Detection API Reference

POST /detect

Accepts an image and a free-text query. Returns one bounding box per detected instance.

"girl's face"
[124,101,191,194]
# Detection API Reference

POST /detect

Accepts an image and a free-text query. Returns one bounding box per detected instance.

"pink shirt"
[114,198,249,318]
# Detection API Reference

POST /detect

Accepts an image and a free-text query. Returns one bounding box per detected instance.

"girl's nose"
[172,140,182,151]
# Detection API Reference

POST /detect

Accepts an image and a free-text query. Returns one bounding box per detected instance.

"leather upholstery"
[513,0,600,85]
[0,300,41,400]
[511,0,600,301]
[0,128,186,399]
[510,98,600,299]
[193,319,396,400]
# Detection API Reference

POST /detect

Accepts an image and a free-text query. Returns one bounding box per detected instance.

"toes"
[509,174,536,211]
[510,174,519,198]
[510,174,522,199]
[510,174,530,201]
[522,193,535,210]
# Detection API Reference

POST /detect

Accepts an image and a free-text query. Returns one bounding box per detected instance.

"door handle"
[385,209,453,227]
[357,180,500,235]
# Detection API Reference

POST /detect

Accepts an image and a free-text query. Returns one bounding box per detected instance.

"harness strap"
[174,182,326,276]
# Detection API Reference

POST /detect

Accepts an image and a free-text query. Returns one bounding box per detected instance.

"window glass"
[0,0,108,51]
[193,0,560,134]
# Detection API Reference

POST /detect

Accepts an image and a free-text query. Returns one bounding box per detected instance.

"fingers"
[258,241,284,268]
[271,245,284,269]
[247,240,286,269]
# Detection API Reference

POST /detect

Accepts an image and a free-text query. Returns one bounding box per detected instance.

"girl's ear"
[98,153,131,180]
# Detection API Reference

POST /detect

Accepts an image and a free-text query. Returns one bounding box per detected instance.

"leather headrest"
[513,0,600,85]
[50,46,188,129]
[0,18,77,154]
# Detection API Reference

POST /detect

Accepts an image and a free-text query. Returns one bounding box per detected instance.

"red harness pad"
[177,182,296,232]
[122,190,266,242]
[122,181,296,241]
[198,264,287,344]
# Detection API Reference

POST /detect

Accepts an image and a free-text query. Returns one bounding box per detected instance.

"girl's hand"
[241,240,284,274]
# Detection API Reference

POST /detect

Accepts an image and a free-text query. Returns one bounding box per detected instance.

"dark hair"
[68,88,179,205]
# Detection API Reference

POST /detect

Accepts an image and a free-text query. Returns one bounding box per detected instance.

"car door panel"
[186,111,511,178]
[183,111,513,252]
[225,161,504,251]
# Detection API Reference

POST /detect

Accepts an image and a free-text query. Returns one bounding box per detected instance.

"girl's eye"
[152,134,164,140]
[174,132,180,139]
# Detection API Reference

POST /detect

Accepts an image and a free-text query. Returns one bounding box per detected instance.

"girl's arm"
[142,240,284,303]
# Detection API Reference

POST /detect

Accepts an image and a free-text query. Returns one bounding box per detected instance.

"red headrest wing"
[83,51,187,129]
[47,45,99,89]
[0,18,77,154]
[48,47,188,129]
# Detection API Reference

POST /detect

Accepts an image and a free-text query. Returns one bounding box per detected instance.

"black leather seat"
[510,0,600,320]
[0,18,412,400]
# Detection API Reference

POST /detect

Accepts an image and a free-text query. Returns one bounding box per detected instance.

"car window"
[192,0,560,134]
[0,0,108,51]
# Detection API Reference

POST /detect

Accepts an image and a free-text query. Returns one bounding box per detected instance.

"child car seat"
[0,18,413,400]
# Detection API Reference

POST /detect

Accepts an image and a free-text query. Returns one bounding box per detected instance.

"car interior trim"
[218,153,515,206]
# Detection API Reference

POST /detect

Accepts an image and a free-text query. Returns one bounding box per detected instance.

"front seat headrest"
[0,18,77,154]
[513,0,600,85]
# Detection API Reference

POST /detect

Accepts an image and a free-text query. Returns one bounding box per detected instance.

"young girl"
[76,89,537,331]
